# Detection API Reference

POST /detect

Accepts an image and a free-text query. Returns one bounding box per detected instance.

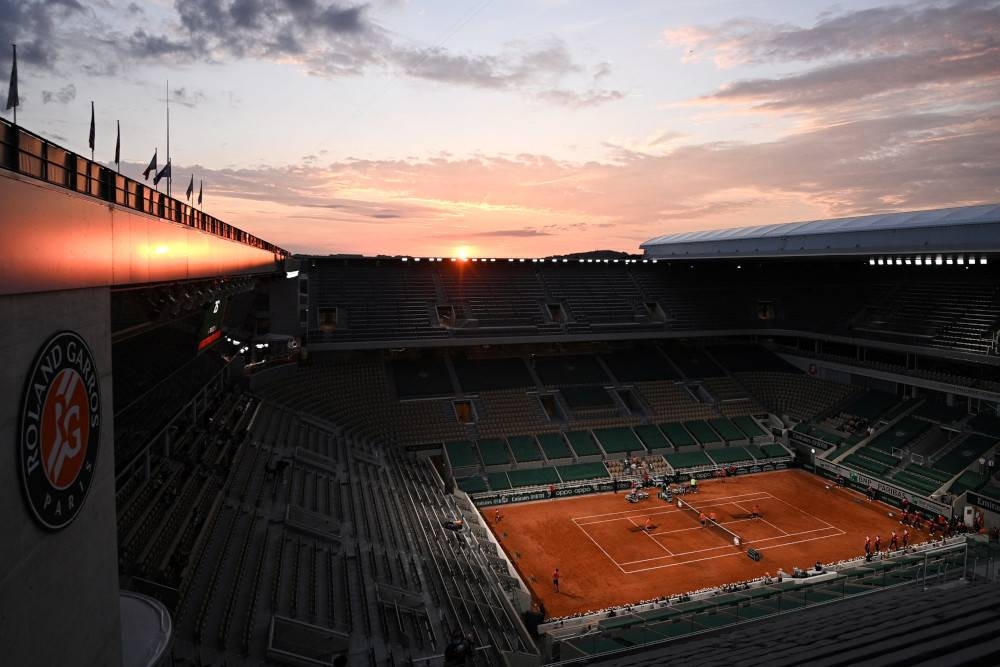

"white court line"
[621,530,845,573]
[626,516,675,556]
[571,491,772,522]
[732,501,789,536]
[762,492,841,532]
[573,520,627,574]
[574,493,772,526]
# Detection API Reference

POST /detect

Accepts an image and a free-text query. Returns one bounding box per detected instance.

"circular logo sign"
[19,331,102,530]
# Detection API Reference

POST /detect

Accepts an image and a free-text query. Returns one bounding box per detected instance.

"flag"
[114,120,120,167]
[5,44,17,112]
[198,180,203,206]
[143,150,157,180]
[186,174,193,200]
[88,101,95,151]
[154,159,171,186]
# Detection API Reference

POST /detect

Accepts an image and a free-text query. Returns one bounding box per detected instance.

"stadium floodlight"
[490,258,496,262]
[613,259,619,263]
[895,258,902,265]
[981,257,988,265]
[285,270,300,279]
[508,258,514,262]
[578,259,585,263]
[946,257,953,265]
[519,258,526,262]
[232,339,241,346]
[642,259,648,263]
[915,258,922,265]
[935,256,943,265]
[877,258,884,265]
[957,257,964,265]
[401,257,408,262]
[869,258,876,265]
[562,258,568,263]
[414,257,421,262]
[651,259,658,264]
[905,258,912,265]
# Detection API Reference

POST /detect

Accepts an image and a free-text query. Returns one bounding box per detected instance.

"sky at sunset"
[2,0,999,257]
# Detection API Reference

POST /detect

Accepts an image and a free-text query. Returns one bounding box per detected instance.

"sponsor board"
[789,430,831,450]
[967,493,1000,515]
[19,331,102,530]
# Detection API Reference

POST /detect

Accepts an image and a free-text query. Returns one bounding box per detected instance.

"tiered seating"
[477,438,512,466]
[444,440,479,469]
[390,357,454,397]
[732,415,767,439]
[601,346,680,382]
[933,434,997,475]
[683,420,722,446]
[309,260,444,342]
[565,430,601,456]
[664,450,712,469]
[533,354,610,385]
[661,342,725,378]
[538,432,573,460]
[636,381,716,421]
[709,417,745,443]
[659,422,697,449]
[541,264,643,325]
[507,435,543,462]
[452,356,535,391]
[735,372,858,422]
[556,462,612,482]
[707,447,756,464]
[634,424,671,451]
[439,261,546,328]
[593,427,645,454]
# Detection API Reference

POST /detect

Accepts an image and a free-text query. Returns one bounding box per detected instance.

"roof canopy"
[641,203,1000,260]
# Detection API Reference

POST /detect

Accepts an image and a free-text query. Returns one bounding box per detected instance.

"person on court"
[902,528,910,548]
[495,508,503,523]
[699,511,707,528]
[709,510,718,524]
[644,517,653,532]
[751,504,761,519]
[690,476,698,493]
[874,535,882,553]
[864,535,871,556]
[889,530,899,550]
[552,568,560,592]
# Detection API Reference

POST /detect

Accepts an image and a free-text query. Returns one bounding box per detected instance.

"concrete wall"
[0,287,121,666]
[0,170,281,296]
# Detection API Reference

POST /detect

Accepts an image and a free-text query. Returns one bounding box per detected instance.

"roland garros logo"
[19,331,102,530]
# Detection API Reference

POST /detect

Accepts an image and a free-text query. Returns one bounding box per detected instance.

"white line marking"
[574,521,627,574]
[732,501,789,536]
[626,516,675,556]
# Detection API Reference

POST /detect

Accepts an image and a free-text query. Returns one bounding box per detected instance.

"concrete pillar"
[0,287,121,666]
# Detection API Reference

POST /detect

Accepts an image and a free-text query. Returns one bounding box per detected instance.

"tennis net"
[677,498,744,547]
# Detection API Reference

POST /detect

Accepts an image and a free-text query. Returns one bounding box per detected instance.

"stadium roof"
[641,203,1000,260]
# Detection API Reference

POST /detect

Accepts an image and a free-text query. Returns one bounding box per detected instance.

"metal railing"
[0,117,288,257]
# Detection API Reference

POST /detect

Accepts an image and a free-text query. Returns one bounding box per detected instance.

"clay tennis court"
[485,469,919,616]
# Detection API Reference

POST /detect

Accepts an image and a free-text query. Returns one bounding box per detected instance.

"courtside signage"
[19,331,102,530]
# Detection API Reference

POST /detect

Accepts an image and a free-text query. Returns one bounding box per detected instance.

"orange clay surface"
[484,469,922,617]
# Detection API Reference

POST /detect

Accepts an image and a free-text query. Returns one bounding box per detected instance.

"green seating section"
[593,427,644,454]
[445,440,479,468]
[855,445,899,467]
[843,390,899,420]
[902,463,951,485]
[665,450,712,469]
[506,467,561,488]
[561,385,614,409]
[537,432,572,460]
[760,443,791,458]
[890,469,940,495]
[635,424,670,450]
[709,417,745,442]
[793,422,844,446]
[456,476,488,494]
[565,430,600,456]
[556,462,610,482]
[949,471,988,495]
[660,422,696,448]
[842,452,892,476]
[684,420,722,445]
[707,447,755,464]
[934,434,997,475]
[980,483,1000,500]
[508,435,543,462]
[733,415,765,438]
[487,471,511,490]
[868,416,930,454]
[477,438,511,466]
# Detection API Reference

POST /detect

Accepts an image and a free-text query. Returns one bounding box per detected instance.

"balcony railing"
[1,117,288,257]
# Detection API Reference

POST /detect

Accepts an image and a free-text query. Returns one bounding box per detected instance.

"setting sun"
[455,246,473,260]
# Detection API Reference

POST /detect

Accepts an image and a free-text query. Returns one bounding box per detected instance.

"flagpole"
[165,80,171,197]
[10,44,15,126]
